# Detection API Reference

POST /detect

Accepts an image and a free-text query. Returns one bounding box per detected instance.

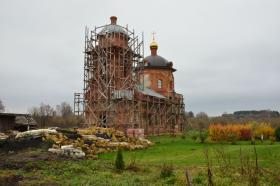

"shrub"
[188,130,199,141]
[209,123,276,142]
[160,162,174,178]
[226,125,240,142]
[115,148,125,170]
[208,124,252,142]
[228,132,238,145]
[239,125,252,140]
[199,131,208,143]
[254,123,275,140]
[208,124,227,141]
[274,127,280,141]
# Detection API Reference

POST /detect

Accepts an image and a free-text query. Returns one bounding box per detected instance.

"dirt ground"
[0,147,67,186]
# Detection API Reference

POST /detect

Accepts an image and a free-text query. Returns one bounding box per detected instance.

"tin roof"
[144,55,169,67]
[0,113,30,117]
[99,24,128,35]
[138,87,165,99]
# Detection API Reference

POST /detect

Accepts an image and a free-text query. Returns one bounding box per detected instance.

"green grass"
[100,135,280,168]
[1,135,280,185]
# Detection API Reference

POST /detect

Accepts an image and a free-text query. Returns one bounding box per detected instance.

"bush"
[208,124,227,141]
[115,148,125,170]
[275,127,280,141]
[209,123,276,142]
[227,132,238,145]
[254,123,275,140]
[160,162,174,178]
[239,125,252,140]
[187,130,199,141]
[209,124,253,142]
[199,131,208,143]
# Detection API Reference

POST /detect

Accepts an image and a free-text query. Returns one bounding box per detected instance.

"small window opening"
[157,79,163,89]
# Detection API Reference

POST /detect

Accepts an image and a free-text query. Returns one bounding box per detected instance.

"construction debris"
[48,145,85,158]
[0,133,8,140]
[15,129,57,139]
[44,127,153,157]
[3,127,153,158]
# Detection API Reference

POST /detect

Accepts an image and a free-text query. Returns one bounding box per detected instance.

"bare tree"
[195,112,209,143]
[29,107,39,116]
[0,99,5,113]
[57,102,73,119]
[29,102,78,128]
[196,112,209,131]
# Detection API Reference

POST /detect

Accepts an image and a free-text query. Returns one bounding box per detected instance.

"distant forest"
[186,110,280,131]
[1,98,279,130]
[233,110,280,118]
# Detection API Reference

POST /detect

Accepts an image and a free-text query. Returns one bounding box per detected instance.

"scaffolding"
[76,21,144,130]
[73,93,84,117]
[134,92,185,135]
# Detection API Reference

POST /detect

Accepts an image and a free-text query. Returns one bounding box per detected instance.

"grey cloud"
[0,0,280,116]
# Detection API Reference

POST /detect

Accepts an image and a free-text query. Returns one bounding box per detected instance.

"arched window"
[157,79,163,89]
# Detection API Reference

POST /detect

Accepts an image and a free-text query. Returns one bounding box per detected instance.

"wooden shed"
[0,113,37,132]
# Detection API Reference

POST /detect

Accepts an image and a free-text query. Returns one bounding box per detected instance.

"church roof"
[138,87,165,99]
[99,24,128,35]
[98,16,128,36]
[144,55,169,67]
[143,55,176,71]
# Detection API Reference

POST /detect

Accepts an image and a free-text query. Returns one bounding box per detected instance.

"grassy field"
[101,135,280,167]
[101,135,280,166]
[1,135,280,185]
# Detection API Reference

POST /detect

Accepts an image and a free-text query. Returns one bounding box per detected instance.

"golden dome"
[150,40,158,48]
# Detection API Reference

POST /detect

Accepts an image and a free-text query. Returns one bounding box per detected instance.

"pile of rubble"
[48,145,85,158]
[44,127,152,158]
[0,133,8,140]
[3,127,153,158]
[15,129,57,139]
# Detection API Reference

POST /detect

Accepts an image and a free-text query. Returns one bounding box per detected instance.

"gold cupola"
[150,32,158,49]
[150,40,158,48]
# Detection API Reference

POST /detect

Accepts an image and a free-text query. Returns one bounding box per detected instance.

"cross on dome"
[152,32,156,40]
[150,31,158,49]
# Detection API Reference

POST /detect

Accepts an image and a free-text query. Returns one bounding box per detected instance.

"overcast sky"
[0,0,280,116]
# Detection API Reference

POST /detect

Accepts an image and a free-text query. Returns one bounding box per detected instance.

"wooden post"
[185,168,192,186]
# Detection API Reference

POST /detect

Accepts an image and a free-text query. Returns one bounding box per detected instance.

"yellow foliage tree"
[253,122,275,140]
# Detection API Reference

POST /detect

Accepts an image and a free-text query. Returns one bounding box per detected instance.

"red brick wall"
[143,68,174,97]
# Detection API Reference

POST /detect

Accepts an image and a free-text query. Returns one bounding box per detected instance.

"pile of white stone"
[15,129,57,139]
[0,132,8,140]
[48,145,85,158]
[9,127,153,158]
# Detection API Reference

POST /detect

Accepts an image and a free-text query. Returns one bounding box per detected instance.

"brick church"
[75,16,185,135]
